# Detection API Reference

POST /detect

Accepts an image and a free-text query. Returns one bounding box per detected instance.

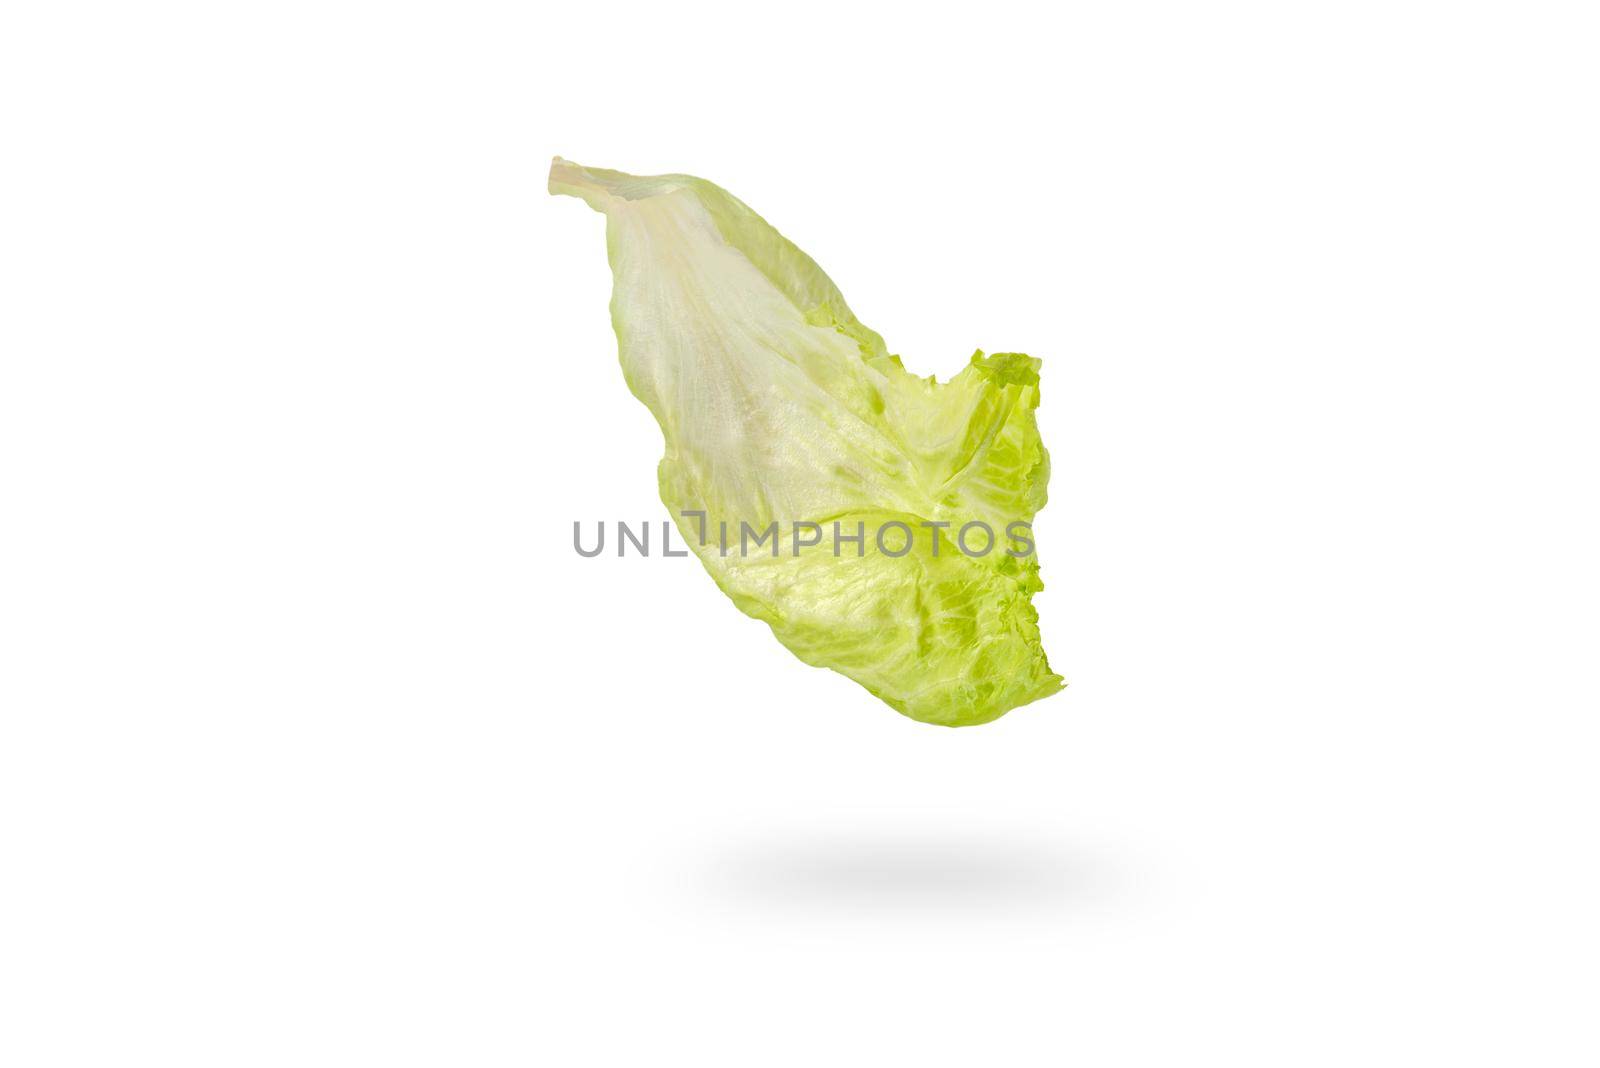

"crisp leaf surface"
[552,158,1063,725]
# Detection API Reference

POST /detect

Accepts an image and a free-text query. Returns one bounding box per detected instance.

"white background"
[3,2,1597,1064]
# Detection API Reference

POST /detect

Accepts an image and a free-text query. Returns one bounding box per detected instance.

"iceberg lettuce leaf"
[551,158,1063,726]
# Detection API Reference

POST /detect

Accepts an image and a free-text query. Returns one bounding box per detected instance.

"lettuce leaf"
[551,158,1063,726]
